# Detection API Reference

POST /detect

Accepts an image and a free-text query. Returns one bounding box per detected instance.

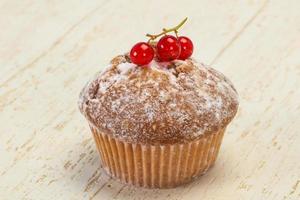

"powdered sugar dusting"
[117,62,136,74]
[79,55,239,144]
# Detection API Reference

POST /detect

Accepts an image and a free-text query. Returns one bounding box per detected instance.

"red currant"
[130,42,154,65]
[157,35,181,61]
[178,36,193,60]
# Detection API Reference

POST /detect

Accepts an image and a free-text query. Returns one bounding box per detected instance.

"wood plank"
[0,0,106,86]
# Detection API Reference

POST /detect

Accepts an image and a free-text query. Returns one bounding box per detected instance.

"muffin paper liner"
[89,123,225,188]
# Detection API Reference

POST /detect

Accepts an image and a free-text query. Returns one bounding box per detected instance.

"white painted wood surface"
[1,0,300,199]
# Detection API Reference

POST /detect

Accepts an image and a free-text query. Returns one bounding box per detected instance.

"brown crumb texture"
[79,55,239,145]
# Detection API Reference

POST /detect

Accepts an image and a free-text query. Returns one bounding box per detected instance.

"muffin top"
[79,55,238,144]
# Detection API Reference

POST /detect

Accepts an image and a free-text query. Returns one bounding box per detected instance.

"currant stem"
[146,17,188,41]
[174,30,179,37]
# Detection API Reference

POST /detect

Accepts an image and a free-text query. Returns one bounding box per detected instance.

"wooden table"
[1,0,299,199]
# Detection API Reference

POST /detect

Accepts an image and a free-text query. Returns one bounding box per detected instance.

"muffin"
[78,55,239,188]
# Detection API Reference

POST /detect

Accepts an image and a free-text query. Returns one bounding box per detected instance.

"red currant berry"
[157,35,181,61]
[130,42,154,66]
[178,36,193,60]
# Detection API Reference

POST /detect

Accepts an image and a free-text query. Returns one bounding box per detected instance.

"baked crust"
[79,55,238,144]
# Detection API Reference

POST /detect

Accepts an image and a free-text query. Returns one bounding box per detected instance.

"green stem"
[146,17,188,41]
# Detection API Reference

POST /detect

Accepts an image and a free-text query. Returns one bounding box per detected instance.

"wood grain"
[0,0,299,199]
